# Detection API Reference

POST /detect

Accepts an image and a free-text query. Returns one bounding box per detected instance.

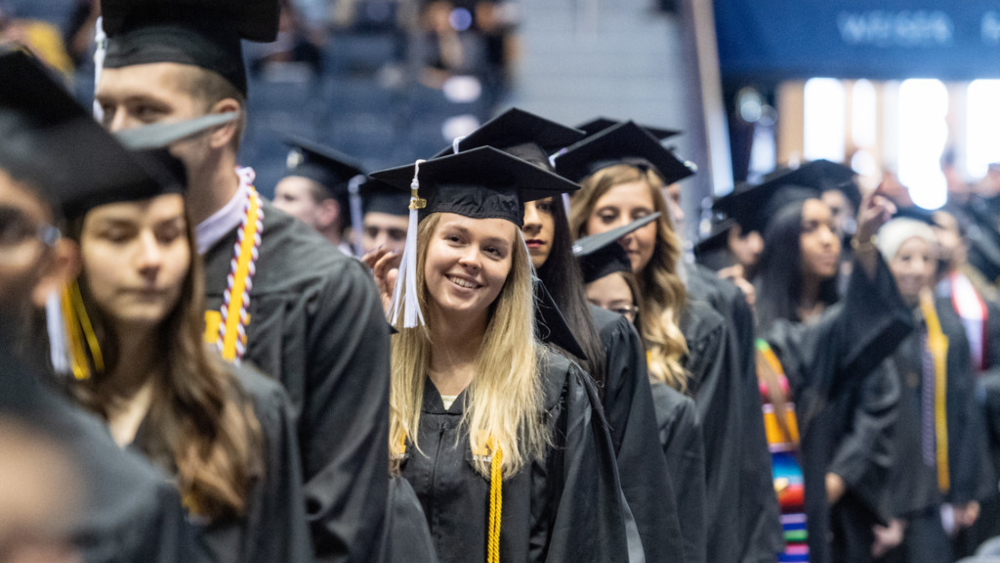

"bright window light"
[804,78,846,163]
[966,80,1000,180]
[852,79,877,149]
[898,79,948,209]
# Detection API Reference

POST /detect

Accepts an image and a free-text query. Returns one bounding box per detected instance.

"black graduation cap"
[101,0,281,95]
[432,108,587,165]
[362,179,411,217]
[553,121,696,186]
[761,160,861,212]
[713,178,820,236]
[693,219,734,258]
[369,146,580,228]
[572,213,661,284]
[283,136,367,198]
[0,48,165,220]
[576,117,681,141]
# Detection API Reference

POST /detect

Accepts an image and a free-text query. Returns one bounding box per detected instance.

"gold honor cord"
[920,293,951,493]
[487,437,503,563]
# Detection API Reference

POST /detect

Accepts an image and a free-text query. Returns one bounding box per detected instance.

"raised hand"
[362,247,401,316]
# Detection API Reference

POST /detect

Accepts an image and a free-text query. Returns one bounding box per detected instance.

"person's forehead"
[97,63,200,100]
[0,169,51,223]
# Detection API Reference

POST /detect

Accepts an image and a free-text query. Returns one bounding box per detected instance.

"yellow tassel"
[61,285,88,380]
[69,280,103,374]
[920,293,951,493]
[487,437,503,563]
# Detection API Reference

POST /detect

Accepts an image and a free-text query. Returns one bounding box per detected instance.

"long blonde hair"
[569,164,690,391]
[389,214,549,477]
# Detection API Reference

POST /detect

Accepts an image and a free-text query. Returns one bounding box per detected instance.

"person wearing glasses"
[575,214,707,563]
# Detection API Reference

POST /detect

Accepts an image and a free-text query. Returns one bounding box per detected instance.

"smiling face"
[799,198,841,281]
[584,181,658,273]
[80,194,190,332]
[889,236,935,305]
[522,198,556,269]
[423,213,516,322]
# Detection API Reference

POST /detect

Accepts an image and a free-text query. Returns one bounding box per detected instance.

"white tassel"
[92,17,107,122]
[45,291,70,375]
[388,160,427,328]
[452,135,466,155]
[347,174,365,258]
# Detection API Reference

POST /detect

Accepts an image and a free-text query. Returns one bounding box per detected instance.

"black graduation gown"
[680,299,745,563]
[589,304,688,563]
[399,349,630,563]
[763,256,914,563]
[650,380,707,563]
[0,346,205,563]
[131,363,312,563]
[202,199,390,563]
[376,476,440,563]
[878,301,992,563]
[688,264,783,563]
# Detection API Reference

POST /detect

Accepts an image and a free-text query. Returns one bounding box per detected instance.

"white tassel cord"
[347,174,365,258]
[45,290,70,374]
[388,160,426,328]
[92,17,106,122]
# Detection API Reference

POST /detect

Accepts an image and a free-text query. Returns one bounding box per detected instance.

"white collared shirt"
[195,168,253,255]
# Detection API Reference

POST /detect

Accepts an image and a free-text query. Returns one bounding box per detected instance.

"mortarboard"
[576,117,681,141]
[369,146,581,328]
[572,213,661,284]
[362,179,411,217]
[713,179,820,236]
[370,146,580,228]
[433,108,587,165]
[283,135,367,196]
[693,219,735,259]
[553,121,696,186]
[101,0,281,95]
[0,48,165,220]
[761,160,861,212]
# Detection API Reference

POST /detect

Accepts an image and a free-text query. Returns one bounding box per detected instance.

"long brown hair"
[569,164,690,391]
[65,208,263,521]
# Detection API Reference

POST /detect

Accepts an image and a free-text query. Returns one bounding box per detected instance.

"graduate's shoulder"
[254,200,374,296]
[538,345,591,412]
[680,299,727,347]
[649,380,697,433]
[227,360,292,425]
[589,303,639,345]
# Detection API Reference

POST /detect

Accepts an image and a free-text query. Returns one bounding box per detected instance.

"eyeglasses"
[0,210,60,265]
[609,305,640,322]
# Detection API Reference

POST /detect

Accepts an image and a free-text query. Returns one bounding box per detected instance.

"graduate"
[872,218,993,563]
[274,136,367,256]
[558,121,754,563]
[431,107,687,562]
[95,1,392,560]
[745,184,914,563]
[0,48,204,563]
[575,214,708,563]
[934,208,1000,556]
[366,147,631,563]
[50,116,312,563]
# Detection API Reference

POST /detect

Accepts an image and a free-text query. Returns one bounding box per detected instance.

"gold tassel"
[61,280,104,380]
[487,437,503,563]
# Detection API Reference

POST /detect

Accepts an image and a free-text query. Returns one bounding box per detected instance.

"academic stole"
[204,179,264,363]
[919,293,951,493]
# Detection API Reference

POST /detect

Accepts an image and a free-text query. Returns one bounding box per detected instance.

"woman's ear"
[207,99,243,150]
[32,238,81,309]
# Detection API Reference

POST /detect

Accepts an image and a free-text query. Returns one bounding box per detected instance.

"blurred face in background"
[727,224,764,273]
[585,272,638,323]
[799,198,841,281]
[888,236,935,305]
[362,212,408,255]
[821,189,853,240]
[521,198,555,270]
[584,181,658,273]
